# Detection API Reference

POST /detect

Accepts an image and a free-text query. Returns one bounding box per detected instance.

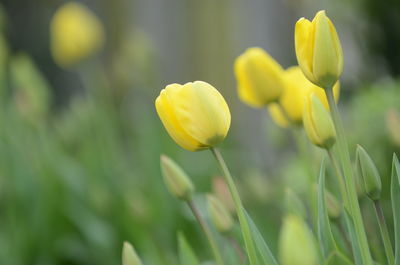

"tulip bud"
[325,189,341,219]
[122,241,143,265]
[160,155,194,200]
[155,81,231,151]
[50,2,104,68]
[356,145,382,201]
[212,177,235,213]
[295,10,343,89]
[207,194,234,234]
[234,47,285,107]
[279,215,318,265]
[303,93,336,149]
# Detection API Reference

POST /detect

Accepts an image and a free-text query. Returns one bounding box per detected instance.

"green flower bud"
[122,241,143,265]
[207,194,234,234]
[279,215,318,265]
[356,145,382,201]
[160,155,194,200]
[303,93,336,149]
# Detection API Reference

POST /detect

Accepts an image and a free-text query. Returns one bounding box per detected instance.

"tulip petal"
[295,18,317,84]
[156,84,202,151]
[171,81,231,146]
[312,11,340,88]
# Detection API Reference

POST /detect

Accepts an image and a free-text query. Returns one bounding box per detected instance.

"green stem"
[373,200,395,265]
[326,88,373,265]
[211,147,258,265]
[327,149,349,206]
[187,200,225,265]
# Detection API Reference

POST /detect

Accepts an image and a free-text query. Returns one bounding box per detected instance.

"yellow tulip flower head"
[155,81,231,151]
[50,2,105,68]
[303,93,336,149]
[295,10,343,89]
[234,47,285,107]
[268,66,340,127]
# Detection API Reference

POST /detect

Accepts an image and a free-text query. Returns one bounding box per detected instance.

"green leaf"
[178,232,200,265]
[324,251,354,265]
[343,209,362,265]
[391,154,400,265]
[244,209,279,265]
[317,158,339,258]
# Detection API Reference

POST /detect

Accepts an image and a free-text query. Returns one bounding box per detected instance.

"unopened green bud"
[285,189,306,219]
[303,93,336,149]
[122,241,143,265]
[325,189,341,219]
[279,215,318,265]
[207,194,234,234]
[160,155,194,200]
[356,145,382,201]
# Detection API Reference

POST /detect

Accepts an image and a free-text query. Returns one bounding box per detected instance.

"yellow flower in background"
[268,66,340,127]
[303,93,336,149]
[234,47,285,107]
[155,81,231,151]
[50,2,104,68]
[279,214,318,265]
[295,10,343,89]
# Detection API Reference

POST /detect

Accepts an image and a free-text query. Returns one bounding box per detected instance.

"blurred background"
[0,0,399,264]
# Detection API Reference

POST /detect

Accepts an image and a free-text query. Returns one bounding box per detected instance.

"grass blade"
[178,232,200,265]
[317,158,339,258]
[244,210,279,265]
[391,154,400,265]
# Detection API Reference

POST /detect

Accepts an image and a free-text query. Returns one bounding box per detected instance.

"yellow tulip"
[303,93,336,149]
[295,10,343,89]
[50,2,104,68]
[155,81,231,151]
[268,66,340,127]
[234,47,285,107]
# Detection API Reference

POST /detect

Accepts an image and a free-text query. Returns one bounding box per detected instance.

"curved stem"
[373,200,395,265]
[211,147,258,265]
[187,200,225,265]
[326,88,373,265]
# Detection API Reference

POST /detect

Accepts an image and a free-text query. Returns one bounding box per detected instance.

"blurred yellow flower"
[295,10,343,89]
[155,81,231,151]
[268,66,340,127]
[303,93,336,149]
[234,47,285,107]
[279,214,318,265]
[50,2,104,68]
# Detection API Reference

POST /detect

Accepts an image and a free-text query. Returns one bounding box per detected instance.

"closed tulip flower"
[234,47,285,107]
[295,10,343,89]
[155,81,231,151]
[268,66,340,127]
[303,93,336,149]
[50,2,104,68]
[279,215,318,265]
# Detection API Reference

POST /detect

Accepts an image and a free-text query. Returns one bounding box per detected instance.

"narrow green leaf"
[317,158,339,258]
[324,251,354,265]
[244,209,279,265]
[391,154,400,265]
[178,232,200,265]
[343,209,362,265]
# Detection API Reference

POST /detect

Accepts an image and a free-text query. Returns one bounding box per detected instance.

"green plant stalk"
[373,200,395,265]
[327,149,349,207]
[326,88,373,265]
[187,200,225,265]
[211,147,257,265]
